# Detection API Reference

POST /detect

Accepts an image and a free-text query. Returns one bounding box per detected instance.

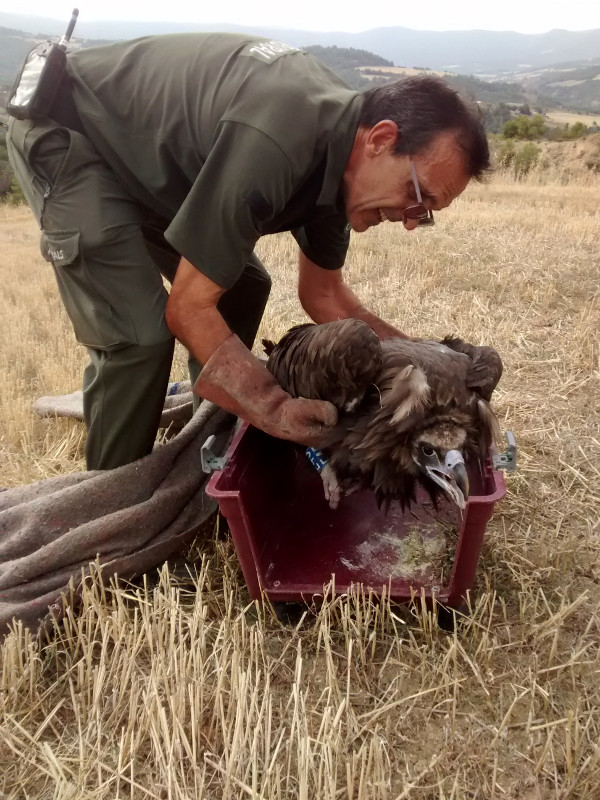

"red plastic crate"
[206,424,506,607]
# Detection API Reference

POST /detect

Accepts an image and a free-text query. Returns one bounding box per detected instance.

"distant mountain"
[0,26,45,86]
[1,12,599,75]
[1,16,598,114]
[501,60,600,113]
[303,45,394,90]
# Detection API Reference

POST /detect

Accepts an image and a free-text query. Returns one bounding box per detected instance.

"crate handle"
[492,430,517,473]
[201,434,228,474]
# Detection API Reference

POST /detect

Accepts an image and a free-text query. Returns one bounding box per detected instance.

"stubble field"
[544,111,599,127]
[1,163,599,798]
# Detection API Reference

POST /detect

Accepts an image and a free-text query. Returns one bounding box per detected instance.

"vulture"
[263,318,503,511]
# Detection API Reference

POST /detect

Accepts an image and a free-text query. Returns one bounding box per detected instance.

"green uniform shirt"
[65,33,363,288]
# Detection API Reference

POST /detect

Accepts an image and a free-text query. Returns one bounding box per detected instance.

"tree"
[513,142,540,176]
[515,116,533,139]
[529,114,547,138]
[481,102,513,134]
[565,121,588,139]
[503,114,546,140]
[496,139,516,168]
[0,161,12,198]
[495,140,540,176]
[503,119,519,139]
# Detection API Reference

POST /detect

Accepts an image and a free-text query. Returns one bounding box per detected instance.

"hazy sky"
[9,0,599,34]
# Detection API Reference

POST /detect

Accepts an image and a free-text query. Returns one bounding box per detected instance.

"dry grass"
[1,163,600,798]
[358,66,454,78]
[545,111,599,127]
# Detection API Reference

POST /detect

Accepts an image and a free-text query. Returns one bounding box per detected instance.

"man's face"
[343,123,471,233]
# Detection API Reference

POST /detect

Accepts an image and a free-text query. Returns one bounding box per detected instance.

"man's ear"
[366,120,399,157]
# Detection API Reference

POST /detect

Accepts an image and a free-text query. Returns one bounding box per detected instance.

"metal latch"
[492,430,517,473]
[201,434,228,474]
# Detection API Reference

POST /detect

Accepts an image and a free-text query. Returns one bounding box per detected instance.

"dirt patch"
[341,523,457,587]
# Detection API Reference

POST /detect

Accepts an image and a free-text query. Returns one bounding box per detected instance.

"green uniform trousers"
[7,117,271,469]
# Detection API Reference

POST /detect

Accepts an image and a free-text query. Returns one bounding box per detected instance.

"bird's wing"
[440,337,503,401]
[264,319,383,410]
[379,338,474,409]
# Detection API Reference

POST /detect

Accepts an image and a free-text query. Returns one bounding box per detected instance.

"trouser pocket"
[12,116,172,350]
[6,118,51,223]
[41,229,135,350]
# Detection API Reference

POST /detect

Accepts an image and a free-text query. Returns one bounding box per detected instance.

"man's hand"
[167,258,337,445]
[297,251,411,340]
[345,305,411,341]
[194,333,338,447]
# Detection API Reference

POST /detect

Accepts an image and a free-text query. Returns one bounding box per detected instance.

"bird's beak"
[426,450,470,509]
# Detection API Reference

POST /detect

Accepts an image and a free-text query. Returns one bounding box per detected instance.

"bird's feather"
[262,318,383,412]
[264,322,503,509]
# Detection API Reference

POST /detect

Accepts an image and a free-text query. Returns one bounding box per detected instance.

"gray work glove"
[193,334,338,447]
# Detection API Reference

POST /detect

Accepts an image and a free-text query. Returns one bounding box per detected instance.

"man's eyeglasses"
[402,159,435,227]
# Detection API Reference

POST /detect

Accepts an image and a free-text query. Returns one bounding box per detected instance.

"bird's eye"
[421,444,436,458]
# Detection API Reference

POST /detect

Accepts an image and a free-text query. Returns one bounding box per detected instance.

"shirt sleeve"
[164,121,295,289]
[291,210,350,270]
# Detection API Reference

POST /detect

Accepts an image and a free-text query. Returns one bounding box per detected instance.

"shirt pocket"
[41,230,135,350]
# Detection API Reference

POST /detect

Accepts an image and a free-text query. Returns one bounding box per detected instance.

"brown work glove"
[194,334,338,447]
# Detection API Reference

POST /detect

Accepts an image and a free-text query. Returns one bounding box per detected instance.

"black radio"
[6,9,79,121]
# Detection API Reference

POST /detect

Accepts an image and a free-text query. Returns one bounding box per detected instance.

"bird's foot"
[320,464,343,509]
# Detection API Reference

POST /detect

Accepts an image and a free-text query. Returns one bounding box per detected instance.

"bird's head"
[412,423,469,509]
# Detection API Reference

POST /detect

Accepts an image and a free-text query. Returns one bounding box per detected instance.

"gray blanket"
[33,380,194,430]
[0,401,234,637]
